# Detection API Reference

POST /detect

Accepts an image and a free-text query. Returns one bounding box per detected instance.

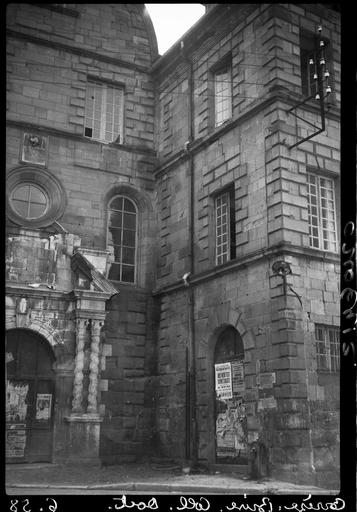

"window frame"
[84,79,125,144]
[214,186,236,266]
[10,182,49,220]
[214,65,232,128]
[315,324,340,373]
[106,195,138,284]
[300,29,334,100]
[6,166,66,229]
[307,171,338,253]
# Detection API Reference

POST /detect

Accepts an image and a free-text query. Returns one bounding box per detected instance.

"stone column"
[72,318,87,413]
[87,320,102,414]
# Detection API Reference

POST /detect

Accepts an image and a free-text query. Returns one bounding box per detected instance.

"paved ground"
[6,461,338,495]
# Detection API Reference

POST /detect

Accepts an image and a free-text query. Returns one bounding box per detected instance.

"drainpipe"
[181,40,198,467]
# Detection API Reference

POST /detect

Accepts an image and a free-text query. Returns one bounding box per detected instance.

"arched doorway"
[6,329,55,463]
[214,326,248,464]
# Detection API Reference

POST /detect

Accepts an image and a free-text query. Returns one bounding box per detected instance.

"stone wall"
[153,3,340,487]
[6,3,160,464]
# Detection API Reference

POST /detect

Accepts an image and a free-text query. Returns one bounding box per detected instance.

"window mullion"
[100,86,107,141]
[120,202,124,282]
[317,176,323,250]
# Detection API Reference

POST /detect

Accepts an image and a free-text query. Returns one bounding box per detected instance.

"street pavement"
[5,462,338,495]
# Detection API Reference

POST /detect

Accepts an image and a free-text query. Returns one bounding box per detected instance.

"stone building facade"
[6,4,340,488]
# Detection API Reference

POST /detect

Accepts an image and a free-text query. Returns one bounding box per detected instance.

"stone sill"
[64,413,103,423]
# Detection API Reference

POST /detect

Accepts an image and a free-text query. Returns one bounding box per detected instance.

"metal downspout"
[181,41,198,466]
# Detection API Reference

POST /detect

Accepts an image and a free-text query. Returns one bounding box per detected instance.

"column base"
[64,413,103,464]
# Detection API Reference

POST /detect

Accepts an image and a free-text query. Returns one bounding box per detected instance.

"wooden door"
[6,329,55,463]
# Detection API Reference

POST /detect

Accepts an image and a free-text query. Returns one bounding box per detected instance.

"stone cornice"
[153,244,340,296]
[71,250,119,296]
[154,90,339,178]
[6,282,68,299]
[6,28,150,74]
[6,119,157,157]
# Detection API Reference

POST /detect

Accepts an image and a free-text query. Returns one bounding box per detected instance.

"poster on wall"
[35,394,52,421]
[231,360,244,396]
[215,362,232,399]
[6,425,27,458]
[6,381,29,423]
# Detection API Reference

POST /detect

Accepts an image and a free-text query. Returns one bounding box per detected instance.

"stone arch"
[203,303,255,359]
[5,318,63,349]
[104,183,153,214]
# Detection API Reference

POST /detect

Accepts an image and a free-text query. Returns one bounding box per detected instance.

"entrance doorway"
[214,326,248,464]
[6,329,55,463]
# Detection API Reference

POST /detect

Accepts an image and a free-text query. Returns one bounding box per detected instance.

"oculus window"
[11,183,48,220]
[6,166,66,229]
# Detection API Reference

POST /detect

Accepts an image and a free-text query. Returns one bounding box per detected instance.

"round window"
[6,166,66,228]
[11,183,49,220]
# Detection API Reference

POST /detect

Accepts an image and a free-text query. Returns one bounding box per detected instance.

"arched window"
[107,195,137,283]
[214,326,244,364]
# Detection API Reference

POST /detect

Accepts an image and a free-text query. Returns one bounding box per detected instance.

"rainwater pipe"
[180,40,198,467]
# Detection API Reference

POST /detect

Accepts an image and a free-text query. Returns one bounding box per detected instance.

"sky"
[145,4,206,55]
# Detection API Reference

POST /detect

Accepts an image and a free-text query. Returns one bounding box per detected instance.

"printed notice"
[6,424,27,458]
[231,360,244,396]
[36,394,52,421]
[215,362,232,399]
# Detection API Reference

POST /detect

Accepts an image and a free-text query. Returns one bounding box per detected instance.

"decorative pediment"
[71,250,119,296]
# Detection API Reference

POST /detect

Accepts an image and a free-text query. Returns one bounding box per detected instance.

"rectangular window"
[214,66,232,127]
[300,31,332,98]
[307,173,337,252]
[215,187,236,265]
[84,80,124,143]
[315,325,340,372]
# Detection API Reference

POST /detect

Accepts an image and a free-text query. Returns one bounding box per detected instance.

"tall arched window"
[107,195,137,283]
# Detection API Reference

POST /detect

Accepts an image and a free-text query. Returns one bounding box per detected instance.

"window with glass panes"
[307,173,337,252]
[84,81,124,143]
[214,67,232,127]
[10,183,48,220]
[107,196,137,283]
[215,188,236,265]
[315,324,340,372]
